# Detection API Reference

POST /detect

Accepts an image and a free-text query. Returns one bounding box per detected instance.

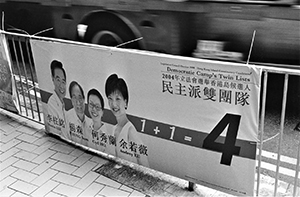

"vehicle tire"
[84,13,143,49]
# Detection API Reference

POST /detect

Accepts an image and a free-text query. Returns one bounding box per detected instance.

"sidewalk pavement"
[0,109,235,197]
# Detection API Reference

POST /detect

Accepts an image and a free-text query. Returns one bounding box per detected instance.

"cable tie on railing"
[115,37,143,48]
[7,27,30,35]
[246,30,256,65]
[6,26,53,37]
[259,132,280,144]
[33,27,54,36]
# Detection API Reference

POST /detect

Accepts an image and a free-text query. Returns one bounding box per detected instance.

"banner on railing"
[0,32,18,113]
[31,38,261,196]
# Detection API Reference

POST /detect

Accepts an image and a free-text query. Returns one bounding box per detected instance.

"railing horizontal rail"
[2,32,299,197]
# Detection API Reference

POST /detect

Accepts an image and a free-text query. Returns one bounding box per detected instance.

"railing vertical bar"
[5,36,22,112]
[256,71,268,196]
[11,36,28,116]
[274,73,289,196]
[25,37,42,122]
[18,37,35,119]
[293,133,300,197]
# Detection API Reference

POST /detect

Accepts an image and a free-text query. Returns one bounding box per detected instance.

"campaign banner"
[31,38,261,196]
[0,32,18,113]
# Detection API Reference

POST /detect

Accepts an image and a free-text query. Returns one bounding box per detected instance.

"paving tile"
[16,125,38,136]
[7,120,22,128]
[31,149,56,164]
[0,166,18,180]
[13,150,38,162]
[51,161,78,174]
[95,194,106,197]
[33,130,47,139]
[72,161,97,178]
[44,191,64,197]
[78,182,104,197]
[11,191,29,197]
[0,147,20,162]
[50,143,75,154]
[69,148,85,157]
[9,180,38,195]
[74,171,99,190]
[33,137,55,146]
[31,180,59,197]
[11,169,38,182]
[98,186,130,197]
[0,124,18,136]
[0,138,21,152]
[16,133,39,143]
[3,128,22,137]
[71,153,93,167]
[48,137,66,145]
[31,168,58,187]
[0,176,17,192]
[0,156,19,171]
[31,158,57,175]
[90,155,109,165]
[95,175,122,189]
[120,185,134,193]
[0,187,15,197]
[129,190,147,197]
[12,159,38,171]
[51,152,76,163]
[53,183,83,197]
[33,141,56,154]
[16,142,38,152]
[52,172,80,186]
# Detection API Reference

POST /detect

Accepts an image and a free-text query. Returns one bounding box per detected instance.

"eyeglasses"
[88,102,102,111]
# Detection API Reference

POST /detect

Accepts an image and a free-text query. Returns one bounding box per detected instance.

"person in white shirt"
[45,60,68,138]
[66,81,92,146]
[86,88,113,152]
[105,74,149,167]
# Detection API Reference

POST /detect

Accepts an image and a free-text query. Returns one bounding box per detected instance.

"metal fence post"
[293,129,300,197]
[256,71,268,196]
[274,73,289,196]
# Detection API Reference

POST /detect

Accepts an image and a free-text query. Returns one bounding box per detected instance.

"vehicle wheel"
[84,13,143,49]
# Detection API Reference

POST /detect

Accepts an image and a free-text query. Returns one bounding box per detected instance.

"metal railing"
[2,31,300,197]
[5,33,42,123]
[256,67,300,197]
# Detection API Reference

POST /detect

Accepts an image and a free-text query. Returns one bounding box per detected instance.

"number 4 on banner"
[203,114,241,166]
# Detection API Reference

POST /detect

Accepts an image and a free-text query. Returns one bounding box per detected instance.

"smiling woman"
[104,73,150,167]
[85,88,113,152]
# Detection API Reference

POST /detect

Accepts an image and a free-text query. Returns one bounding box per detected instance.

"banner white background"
[32,38,261,196]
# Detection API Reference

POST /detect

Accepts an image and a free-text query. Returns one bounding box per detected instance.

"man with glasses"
[46,60,68,138]
[66,81,92,145]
